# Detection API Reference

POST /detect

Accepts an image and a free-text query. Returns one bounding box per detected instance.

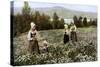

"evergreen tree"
[59,18,64,29]
[22,2,31,32]
[22,2,30,16]
[73,15,78,27]
[83,17,88,27]
[53,12,59,29]
[78,16,83,27]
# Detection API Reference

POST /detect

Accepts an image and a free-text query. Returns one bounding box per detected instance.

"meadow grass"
[13,27,97,65]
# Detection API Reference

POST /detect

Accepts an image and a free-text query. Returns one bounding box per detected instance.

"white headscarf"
[64,24,68,29]
[30,22,36,29]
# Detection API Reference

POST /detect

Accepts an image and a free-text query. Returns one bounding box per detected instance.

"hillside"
[13,27,97,65]
[13,6,97,19]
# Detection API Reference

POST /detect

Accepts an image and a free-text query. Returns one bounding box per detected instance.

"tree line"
[11,2,97,37]
[11,2,64,37]
[73,15,97,27]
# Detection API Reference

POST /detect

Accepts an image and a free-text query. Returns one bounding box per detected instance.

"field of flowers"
[13,27,97,66]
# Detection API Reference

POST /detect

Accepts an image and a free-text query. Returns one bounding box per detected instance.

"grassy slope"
[13,27,97,65]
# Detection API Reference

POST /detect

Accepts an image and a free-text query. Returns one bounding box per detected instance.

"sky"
[13,1,97,13]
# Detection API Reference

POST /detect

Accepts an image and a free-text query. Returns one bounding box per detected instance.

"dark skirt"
[70,31,77,42]
[29,39,40,54]
[64,34,69,44]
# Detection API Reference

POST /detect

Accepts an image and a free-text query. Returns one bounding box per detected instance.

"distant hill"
[13,6,97,19]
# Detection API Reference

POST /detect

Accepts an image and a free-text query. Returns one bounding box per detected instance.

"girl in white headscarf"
[27,22,40,54]
[69,23,77,42]
[63,24,69,44]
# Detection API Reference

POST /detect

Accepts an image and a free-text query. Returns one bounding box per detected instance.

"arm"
[27,30,33,41]
[74,25,77,32]
[69,26,72,32]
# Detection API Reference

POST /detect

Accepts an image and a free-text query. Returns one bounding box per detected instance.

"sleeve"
[74,25,77,31]
[27,30,33,41]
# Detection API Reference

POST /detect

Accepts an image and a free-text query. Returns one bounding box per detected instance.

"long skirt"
[70,31,77,42]
[64,34,69,44]
[29,39,40,54]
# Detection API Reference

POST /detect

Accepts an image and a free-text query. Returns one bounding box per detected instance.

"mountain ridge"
[13,6,97,19]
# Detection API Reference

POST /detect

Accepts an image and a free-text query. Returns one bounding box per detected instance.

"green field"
[13,27,97,65]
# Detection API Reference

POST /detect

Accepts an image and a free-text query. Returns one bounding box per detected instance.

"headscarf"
[64,24,68,29]
[30,22,36,29]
